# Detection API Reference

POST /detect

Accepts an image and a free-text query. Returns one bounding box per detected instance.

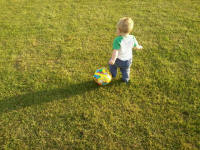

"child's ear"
[116,29,120,35]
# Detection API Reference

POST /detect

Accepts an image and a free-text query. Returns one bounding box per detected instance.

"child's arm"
[133,36,143,50]
[109,50,118,65]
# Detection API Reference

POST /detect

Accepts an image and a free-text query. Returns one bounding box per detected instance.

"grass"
[0,0,200,149]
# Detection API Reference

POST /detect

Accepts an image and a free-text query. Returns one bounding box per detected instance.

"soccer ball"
[93,67,112,85]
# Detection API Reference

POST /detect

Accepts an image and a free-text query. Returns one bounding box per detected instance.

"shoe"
[121,79,131,84]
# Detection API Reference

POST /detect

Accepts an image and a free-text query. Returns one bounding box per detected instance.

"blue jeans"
[109,58,132,82]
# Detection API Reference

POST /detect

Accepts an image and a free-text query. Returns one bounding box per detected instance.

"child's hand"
[109,59,115,65]
[134,45,143,50]
[137,45,143,49]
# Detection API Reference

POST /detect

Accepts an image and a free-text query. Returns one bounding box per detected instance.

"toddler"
[109,17,143,83]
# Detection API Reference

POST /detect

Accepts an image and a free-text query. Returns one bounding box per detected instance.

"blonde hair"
[117,17,134,34]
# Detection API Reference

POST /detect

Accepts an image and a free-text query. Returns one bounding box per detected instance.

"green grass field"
[0,0,200,149]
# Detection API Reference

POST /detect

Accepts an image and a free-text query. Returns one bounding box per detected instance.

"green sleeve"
[112,36,123,50]
[133,36,139,47]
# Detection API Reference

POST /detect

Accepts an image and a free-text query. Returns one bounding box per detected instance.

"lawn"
[0,0,200,149]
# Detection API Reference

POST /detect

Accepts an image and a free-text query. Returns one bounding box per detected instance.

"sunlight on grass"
[0,0,199,149]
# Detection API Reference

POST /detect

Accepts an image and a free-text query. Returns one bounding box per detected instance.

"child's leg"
[117,59,132,82]
[120,67,131,82]
[109,64,117,78]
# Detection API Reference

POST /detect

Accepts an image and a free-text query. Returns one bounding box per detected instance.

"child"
[109,17,143,83]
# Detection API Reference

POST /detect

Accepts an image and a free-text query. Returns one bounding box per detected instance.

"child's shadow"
[0,80,99,114]
[0,80,120,115]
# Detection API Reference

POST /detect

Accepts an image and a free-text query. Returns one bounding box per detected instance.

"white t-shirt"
[112,35,139,61]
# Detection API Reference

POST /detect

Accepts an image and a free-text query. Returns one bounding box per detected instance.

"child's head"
[117,17,134,35]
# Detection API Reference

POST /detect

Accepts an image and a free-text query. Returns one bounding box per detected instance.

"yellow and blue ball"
[93,67,112,85]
